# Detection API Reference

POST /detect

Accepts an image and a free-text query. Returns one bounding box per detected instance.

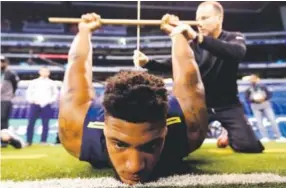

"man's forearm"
[200,36,246,61]
[143,58,173,74]
[68,28,91,66]
[171,33,208,153]
[171,34,199,87]
[62,27,94,104]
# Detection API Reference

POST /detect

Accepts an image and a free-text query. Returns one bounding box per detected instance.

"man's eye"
[114,142,128,150]
[141,143,159,153]
[200,16,209,21]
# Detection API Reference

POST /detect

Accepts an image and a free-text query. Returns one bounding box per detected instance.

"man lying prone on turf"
[58,13,208,185]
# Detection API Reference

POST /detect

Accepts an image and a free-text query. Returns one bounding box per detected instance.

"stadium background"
[1,1,286,143]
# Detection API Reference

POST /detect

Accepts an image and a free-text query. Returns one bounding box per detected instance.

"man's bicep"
[175,88,208,153]
[58,100,92,157]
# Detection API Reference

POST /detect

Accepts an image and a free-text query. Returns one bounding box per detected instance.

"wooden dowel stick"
[48,17,199,26]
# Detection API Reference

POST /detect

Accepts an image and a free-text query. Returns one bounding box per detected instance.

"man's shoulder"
[4,69,18,77]
[85,100,105,122]
[223,30,245,40]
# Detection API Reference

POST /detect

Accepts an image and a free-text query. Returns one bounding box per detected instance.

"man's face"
[104,116,167,185]
[196,4,222,36]
[1,60,8,71]
[250,75,259,85]
[39,68,50,78]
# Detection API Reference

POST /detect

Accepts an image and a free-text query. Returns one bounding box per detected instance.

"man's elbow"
[234,45,247,61]
[188,136,205,153]
[187,129,207,153]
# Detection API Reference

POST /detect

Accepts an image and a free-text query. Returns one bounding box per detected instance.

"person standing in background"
[26,66,58,145]
[245,74,285,141]
[1,55,19,148]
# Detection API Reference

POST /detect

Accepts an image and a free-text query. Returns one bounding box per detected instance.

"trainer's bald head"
[196,1,224,37]
[198,1,224,17]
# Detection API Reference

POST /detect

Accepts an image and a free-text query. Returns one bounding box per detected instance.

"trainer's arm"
[143,58,173,74]
[59,22,95,158]
[199,33,246,61]
[171,32,208,153]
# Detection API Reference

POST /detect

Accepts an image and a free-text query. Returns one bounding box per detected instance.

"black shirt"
[1,69,19,101]
[144,30,247,108]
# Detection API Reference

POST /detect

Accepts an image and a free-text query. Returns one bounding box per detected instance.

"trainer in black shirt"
[133,1,264,153]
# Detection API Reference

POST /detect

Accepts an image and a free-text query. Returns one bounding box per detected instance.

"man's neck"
[212,27,222,39]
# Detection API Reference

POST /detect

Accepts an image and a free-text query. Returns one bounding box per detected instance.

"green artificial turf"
[1,142,286,188]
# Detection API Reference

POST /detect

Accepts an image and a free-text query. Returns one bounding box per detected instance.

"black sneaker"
[2,129,25,149]
[1,141,8,148]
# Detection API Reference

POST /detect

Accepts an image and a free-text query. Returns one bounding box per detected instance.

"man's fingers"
[133,50,145,57]
[161,24,174,32]
[86,14,94,22]
[81,13,100,22]
[81,14,89,22]
[91,13,98,19]
[91,13,101,22]
[161,14,171,22]
[169,20,179,27]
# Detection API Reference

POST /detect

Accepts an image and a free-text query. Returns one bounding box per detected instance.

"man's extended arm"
[199,33,246,61]
[59,13,101,157]
[170,25,208,153]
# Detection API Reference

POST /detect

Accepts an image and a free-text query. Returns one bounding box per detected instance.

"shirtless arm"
[168,23,208,153]
[58,13,101,158]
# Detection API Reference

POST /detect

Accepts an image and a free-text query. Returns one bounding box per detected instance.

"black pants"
[1,101,12,130]
[208,104,264,153]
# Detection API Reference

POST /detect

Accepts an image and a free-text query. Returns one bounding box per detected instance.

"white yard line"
[1,154,47,160]
[2,173,286,188]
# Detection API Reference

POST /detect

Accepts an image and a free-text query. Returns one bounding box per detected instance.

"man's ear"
[218,14,223,24]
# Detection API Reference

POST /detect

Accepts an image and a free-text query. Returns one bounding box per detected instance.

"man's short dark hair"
[103,71,168,123]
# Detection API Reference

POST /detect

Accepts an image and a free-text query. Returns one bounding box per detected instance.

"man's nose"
[125,149,145,174]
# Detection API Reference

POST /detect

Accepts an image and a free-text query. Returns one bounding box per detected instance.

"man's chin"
[120,177,141,185]
[119,175,149,185]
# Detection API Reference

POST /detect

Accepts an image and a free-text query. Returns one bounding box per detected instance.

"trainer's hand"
[78,13,102,32]
[160,14,180,35]
[133,50,149,67]
[170,24,198,41]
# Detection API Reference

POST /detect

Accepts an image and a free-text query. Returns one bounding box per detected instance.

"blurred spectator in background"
[27,49,36,65]
[1,56,19,148]
[245,74,285,141]
[26,67,58,145]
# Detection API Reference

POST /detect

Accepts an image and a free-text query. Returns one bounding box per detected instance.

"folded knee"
[230,141,264,153]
